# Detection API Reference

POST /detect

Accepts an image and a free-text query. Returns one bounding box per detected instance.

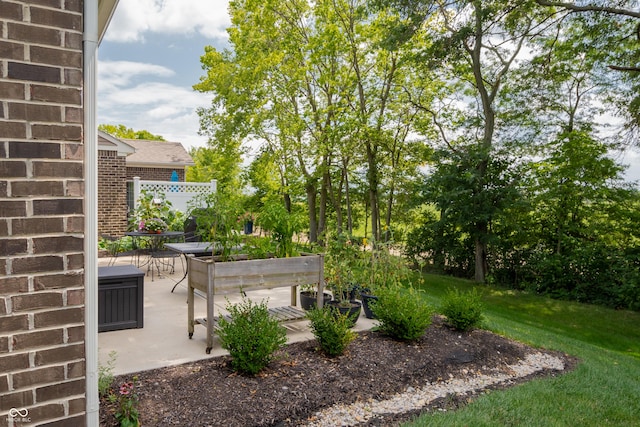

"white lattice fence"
[132,177,217,213]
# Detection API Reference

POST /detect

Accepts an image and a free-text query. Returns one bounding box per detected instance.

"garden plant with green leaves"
[129,189,184,232]
[217,297,287,375]
[371,284,433,342]
[306,306,356,357]
[440,287,485,331]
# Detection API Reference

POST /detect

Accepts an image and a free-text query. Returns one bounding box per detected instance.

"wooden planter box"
[187,253,324,353]
[98,265,144,332]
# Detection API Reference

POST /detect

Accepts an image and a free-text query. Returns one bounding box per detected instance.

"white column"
[83,0,99,425]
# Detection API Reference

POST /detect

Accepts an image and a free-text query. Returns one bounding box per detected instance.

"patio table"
[164,241,217,292]
[125,231,185,280]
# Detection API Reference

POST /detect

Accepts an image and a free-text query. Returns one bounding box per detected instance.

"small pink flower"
[119,382,133,395]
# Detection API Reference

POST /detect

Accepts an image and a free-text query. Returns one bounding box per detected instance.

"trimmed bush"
[306,306,356,357]
[217,298,287,375]
[440,287,484,331]
[371,284,433,341]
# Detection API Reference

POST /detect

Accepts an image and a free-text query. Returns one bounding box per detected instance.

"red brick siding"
[0,1,86,424]
[98,150,129,237]
[126,166,185,181]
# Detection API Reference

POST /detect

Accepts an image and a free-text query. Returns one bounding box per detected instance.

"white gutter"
[84,0,99,425]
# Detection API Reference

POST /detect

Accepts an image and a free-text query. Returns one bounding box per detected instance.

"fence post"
[133,177,140,208]
[210,179,217,194]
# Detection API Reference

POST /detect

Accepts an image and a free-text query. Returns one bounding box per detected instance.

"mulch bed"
[100,317,576,426]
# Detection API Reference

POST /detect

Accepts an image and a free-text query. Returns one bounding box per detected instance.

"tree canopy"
[98,124,166,141]
[190,0,639,309]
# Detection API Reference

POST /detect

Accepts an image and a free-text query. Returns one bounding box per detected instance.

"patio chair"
[147,233,184,281]
[183,215,200,242]
[101,234,138,266]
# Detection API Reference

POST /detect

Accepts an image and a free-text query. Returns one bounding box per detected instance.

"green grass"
[404,273,640,427]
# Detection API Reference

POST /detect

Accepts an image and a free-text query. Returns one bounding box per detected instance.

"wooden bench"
[187,253,324,353]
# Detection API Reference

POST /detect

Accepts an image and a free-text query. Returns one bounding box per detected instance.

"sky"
[98,0,231,150]
[97,0,639,182]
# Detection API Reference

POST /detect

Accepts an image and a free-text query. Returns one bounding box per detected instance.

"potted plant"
[357,238,416,319]
[130,189,183,232]
[299,284,332,311]
[138,218,168,233]
[324,233,362,326]
[239,212,255,235]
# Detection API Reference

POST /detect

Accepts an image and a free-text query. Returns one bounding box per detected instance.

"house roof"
[123,139,195,168]
[98,130,136,156]
[99,0,120,44]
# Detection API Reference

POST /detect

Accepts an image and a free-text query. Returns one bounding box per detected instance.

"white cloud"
[98,60,175,90]
[98,60,211,149]
[104,0,231,43]
[100,81,205,106]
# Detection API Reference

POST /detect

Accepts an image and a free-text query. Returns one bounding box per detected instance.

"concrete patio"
[97,254,375,376]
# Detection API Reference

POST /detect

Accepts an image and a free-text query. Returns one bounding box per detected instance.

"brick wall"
[98,150,128,237]
[126,166,184,182]
[0,1,86,425]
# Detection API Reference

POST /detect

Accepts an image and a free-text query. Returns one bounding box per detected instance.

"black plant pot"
[243,221,253,235]
[326,300,362,327]
[361,292,378,319]
[300,291,332,310]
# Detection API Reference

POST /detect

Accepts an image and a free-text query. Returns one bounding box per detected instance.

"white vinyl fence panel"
[132,177,217,213]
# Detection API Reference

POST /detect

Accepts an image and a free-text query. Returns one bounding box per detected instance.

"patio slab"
[97,255,375,376]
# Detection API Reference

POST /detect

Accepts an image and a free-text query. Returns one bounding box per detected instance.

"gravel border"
[302,352,565,426]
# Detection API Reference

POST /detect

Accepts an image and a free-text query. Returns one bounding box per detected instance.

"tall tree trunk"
[343,160,353,235]
[306,180,318,244]
[473,155,491,282]
[468,1,495,283]
[366,142,380,241]
[318,168,341,234]
[283,193,291,213]
[385,182,394,242]
[474,230,488,282]
[318,176,328,243]
[326,161,345,234]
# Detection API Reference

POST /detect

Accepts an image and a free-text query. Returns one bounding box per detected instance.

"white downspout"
[84,0,99,425]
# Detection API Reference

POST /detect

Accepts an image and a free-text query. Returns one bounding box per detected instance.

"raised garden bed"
[187,253,324,353]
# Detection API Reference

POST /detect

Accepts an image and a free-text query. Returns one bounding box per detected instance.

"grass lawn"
[406,274,640,427]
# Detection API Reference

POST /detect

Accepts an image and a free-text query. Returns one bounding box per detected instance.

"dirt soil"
[100,317,576,426]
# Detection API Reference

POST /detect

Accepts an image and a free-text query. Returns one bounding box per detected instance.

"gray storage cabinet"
[98,265,144,332]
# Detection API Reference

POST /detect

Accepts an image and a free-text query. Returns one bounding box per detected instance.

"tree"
[195,0,428,243]
[536,1,640,22]
[194,0,317,236]
[186,146,242,195]
[522,128,640,308]
[535,1,640,129]
[98,124,166,141]
[533,129,626,254]
[396,0,550,282]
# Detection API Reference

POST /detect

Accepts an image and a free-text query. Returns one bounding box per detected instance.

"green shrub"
[306,306,356,357]
[440,287,485,331]
[371,284,433,341]
[98,351,117,398]
[217,297,287,375]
